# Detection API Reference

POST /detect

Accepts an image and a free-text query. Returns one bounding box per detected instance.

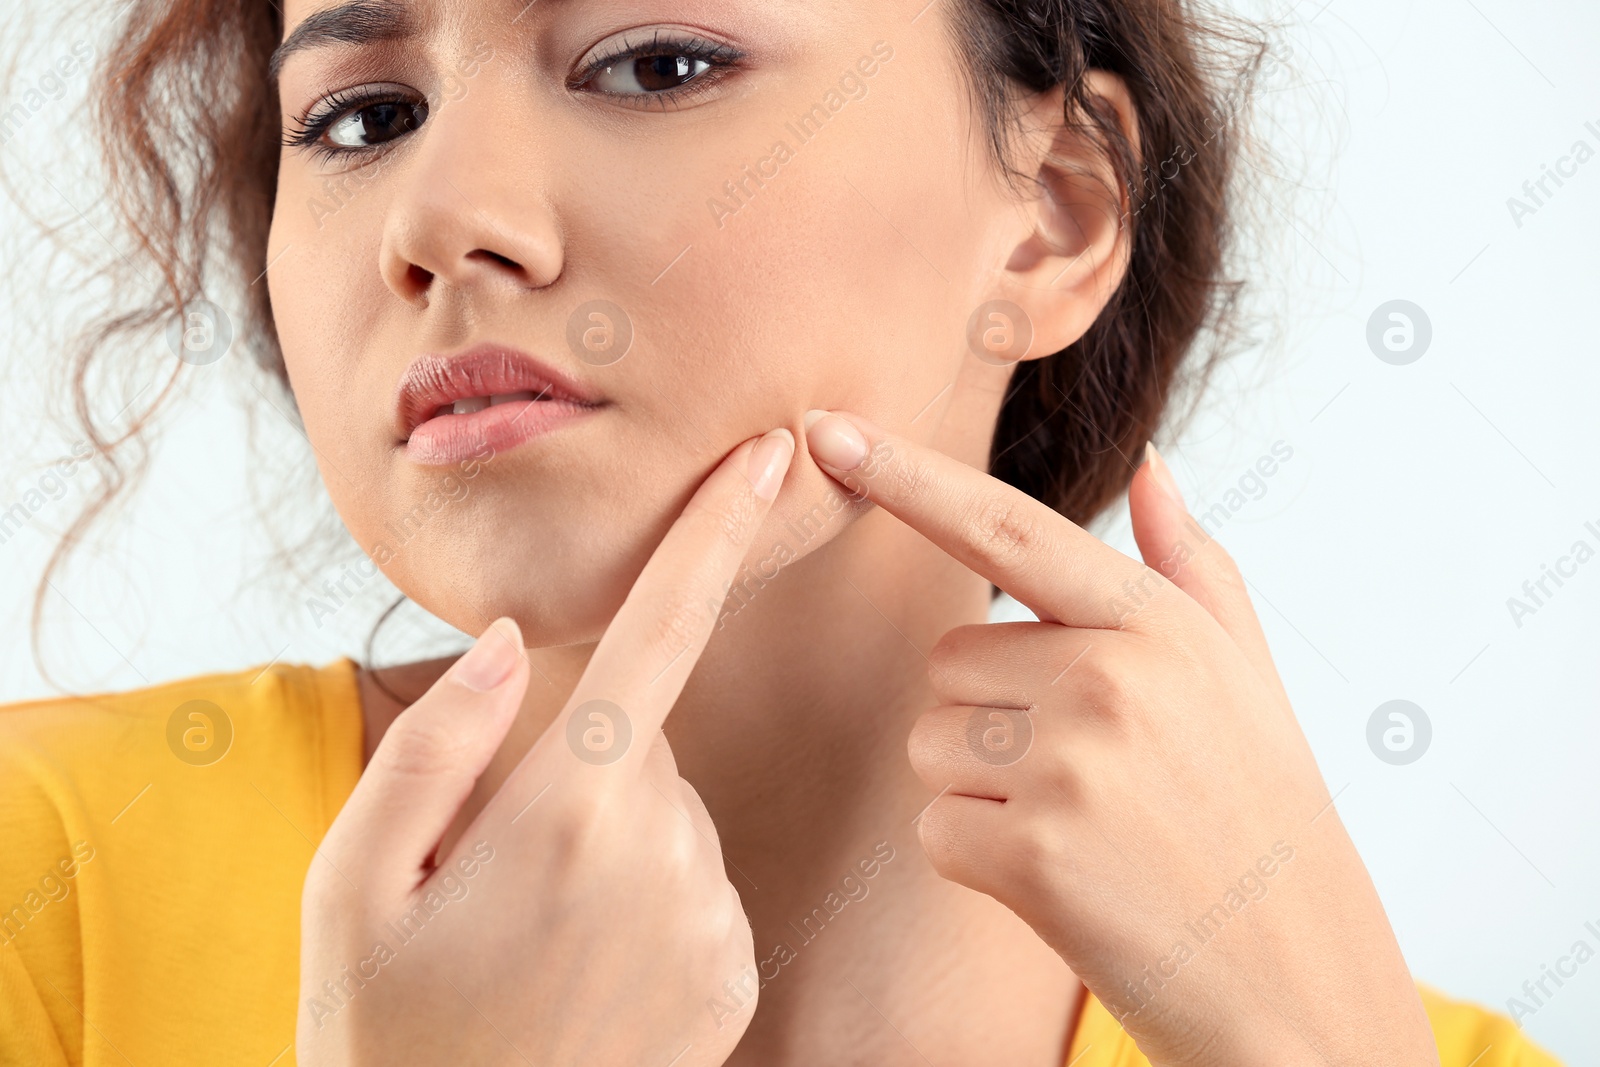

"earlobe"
[987,71,1139,361]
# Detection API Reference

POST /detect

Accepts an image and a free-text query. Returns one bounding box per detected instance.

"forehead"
[278,0,844,45]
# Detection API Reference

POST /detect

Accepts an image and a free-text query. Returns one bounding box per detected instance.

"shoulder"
[1417,981,1566,1066]
[0,657,366,883]
[0,657,361,740]
[1070,984,1566,1066]
[0,658,364,795]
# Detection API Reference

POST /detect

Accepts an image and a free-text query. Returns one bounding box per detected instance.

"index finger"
[801,408,1149,629]
[523,426,796,782]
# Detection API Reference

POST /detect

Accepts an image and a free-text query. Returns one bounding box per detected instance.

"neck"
[668,507,1081,1065]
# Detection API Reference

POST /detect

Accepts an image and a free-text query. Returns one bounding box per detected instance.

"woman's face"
[267,0,1047,644]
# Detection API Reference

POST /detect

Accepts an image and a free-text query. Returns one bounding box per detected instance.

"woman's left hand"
[802,409,1440,1067]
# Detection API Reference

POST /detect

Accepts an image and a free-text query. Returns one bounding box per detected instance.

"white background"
[2,0,1596,1061]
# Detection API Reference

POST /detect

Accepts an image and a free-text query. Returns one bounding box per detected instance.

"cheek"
[614,111,992,575]
[640,105,985,447]
[267,177,397,475]
[269,177,387,357]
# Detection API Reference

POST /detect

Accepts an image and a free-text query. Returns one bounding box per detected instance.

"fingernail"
[454,616,523,692]
[1144,442,1186,509]
[803,410,868,471]
[747,427,795,501]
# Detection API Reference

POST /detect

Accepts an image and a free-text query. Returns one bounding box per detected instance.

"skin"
[301,432,795,1066]
[270,0,1440,1063]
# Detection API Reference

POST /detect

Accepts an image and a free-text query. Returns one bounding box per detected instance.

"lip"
[395,343,605,465]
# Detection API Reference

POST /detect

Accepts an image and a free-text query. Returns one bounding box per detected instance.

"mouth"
[394,343,606,465]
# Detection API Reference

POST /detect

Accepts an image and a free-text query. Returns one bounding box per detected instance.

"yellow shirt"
[0,660,1566,1066]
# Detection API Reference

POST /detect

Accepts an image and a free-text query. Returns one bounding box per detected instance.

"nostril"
[405,263,433,296]
[470,249,521,271]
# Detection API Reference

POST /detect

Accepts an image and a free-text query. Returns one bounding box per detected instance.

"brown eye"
[324,100,428,149]
[590,53,713,95]
[573,30,744,104]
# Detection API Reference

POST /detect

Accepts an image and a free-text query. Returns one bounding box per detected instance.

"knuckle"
[662,825,713,895]
[677,794,723,852]
[928,625,998,698]
[641,788,709,883]
[1073,653,1139,728]
[371,714,469,780]
[1006,815,1064,883]
[664,818,703,879]
[927,626,972,674]
[926,651,958,697]
[972,495,1044,569]
[704,890,740,947]
[918,806,1006,896]
[536,780,624,858]
[528,799,600,870]
[1039,748,1099,813]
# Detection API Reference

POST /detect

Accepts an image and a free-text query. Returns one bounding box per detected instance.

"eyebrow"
[269,0,419,82]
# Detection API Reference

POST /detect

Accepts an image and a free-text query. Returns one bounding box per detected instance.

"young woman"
[0,0,1563,1064]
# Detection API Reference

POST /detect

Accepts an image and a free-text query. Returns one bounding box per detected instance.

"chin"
[376,518,651,648]
[399,563,635,649]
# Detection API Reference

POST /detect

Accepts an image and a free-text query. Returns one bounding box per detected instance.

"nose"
[378,83,563,306]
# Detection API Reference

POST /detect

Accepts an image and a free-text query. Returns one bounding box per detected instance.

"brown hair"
[16,0,1268,677]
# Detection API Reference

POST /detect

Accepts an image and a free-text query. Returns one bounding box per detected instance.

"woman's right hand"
[296,427,796,1067]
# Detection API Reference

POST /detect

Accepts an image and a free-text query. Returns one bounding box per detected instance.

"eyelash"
[282,30,745,163]
[281,85,427,164]
[570,29,744,107]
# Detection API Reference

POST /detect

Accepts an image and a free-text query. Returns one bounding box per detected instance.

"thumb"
[1130,444,1285,696]
[316,616,529,901]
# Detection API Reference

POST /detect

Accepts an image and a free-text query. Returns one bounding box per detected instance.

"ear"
[987,70,1139,361]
